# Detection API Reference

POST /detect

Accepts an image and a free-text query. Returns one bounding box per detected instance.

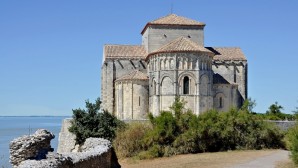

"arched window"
[219,97,223,108]
[183,76,189,94]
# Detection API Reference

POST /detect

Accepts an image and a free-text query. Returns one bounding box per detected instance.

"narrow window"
[153,81,156,95]
[219,97,223,108]
[139,96,140,106]
[183,76,189,94]
[234,66,237,83]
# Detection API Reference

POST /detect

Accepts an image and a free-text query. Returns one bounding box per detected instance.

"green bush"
[286,124,298,165]
[69,98,125,144]
[114,97,285,159]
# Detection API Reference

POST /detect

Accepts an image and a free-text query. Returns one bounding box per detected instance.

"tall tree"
[266,102,283,115]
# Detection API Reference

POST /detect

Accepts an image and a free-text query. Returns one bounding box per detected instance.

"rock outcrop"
[16,137,120,168]
[9,129,55,167]
[10,119,121,168]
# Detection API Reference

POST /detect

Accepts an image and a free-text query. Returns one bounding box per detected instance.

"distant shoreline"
[0,116,71,117]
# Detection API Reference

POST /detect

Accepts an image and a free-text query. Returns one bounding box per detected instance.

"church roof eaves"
[115,70,149,82]
[146,37,214,60]
[141,14,205,34]
[206,47,247,61]
[104,45,147,61]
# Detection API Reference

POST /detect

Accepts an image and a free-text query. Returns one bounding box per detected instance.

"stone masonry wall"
[212,61,247,100]
[142,26,204,53]
[101,59,147,115]
[57,118,76,153]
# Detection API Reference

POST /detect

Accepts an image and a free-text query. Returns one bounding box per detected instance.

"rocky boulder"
[9,129,55,167]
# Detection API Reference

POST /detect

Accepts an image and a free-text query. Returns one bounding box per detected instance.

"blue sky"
[0,0,297,116]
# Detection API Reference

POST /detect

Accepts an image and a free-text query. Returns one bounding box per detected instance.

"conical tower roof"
[147,37,213,59]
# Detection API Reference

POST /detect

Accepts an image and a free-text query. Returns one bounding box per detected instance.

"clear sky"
[0,0,297,116]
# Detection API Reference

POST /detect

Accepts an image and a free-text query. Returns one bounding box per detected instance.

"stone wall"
[142,26,204,53]
[115,80,149,120]
[57,118,76,153]
[212,61,247,100]
[101,59,147,114]
[213,84,239,112]
[148,52,213,115]
[267,120,297,130]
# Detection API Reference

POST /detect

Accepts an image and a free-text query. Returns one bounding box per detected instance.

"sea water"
[0,116,69,168]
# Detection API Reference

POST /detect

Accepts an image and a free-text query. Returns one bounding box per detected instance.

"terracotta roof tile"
[141,14,205,34]
[206,47,247,61]
[147,37,213,58]
[104,45,147,60]
[115,70,148,81]
[150,14,205,26]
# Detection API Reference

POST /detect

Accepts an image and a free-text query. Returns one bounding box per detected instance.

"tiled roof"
[115,70,148,82]
[150,14,205,26]
[147,37,214,58]
[206,47,247,61]
[141,14,205,34]
[104,45,147,60]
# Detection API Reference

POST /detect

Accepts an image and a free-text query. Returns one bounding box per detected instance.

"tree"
[266,102,284,120]
[240,98,256,113]
[69,97,125,144]
[266,102,283,115]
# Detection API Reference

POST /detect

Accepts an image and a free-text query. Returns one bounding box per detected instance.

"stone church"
[101,14,247,120]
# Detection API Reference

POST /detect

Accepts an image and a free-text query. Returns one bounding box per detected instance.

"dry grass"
[120,150,284,168]
[275,160,296,168]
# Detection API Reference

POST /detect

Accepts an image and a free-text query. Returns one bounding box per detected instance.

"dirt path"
[230,150,289,168]
[119,150,290,168]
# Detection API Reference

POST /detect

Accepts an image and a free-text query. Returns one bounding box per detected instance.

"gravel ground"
[120,150,290,168]
[230,150,289,168]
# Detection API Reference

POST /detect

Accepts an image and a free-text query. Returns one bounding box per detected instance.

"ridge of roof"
[104,45,147,60]
[141,14,205,34]
[115,70,148,81]
[147,37,213,59]
[206,47,247,61]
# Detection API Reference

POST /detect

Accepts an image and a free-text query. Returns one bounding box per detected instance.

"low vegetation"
[286,123,298,166]
[69,98,125,144]
[69,97,297,163]
[113,97,285,159]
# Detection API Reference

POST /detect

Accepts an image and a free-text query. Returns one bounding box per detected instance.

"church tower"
[141,14,205,53]
[144,14,214,115]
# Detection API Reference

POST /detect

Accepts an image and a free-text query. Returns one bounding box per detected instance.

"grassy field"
[119,150,292,168]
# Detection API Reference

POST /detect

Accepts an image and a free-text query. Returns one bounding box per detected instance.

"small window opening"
[164,34,167,38]
[183,76,189,94]
[188,35,191,38]
[234,66,237,83]
[139,96,140,106]
[219,97,223,108]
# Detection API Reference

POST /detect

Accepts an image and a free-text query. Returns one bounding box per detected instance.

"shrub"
[113,122,151,158]
[69,98,125,144]
[114,97,285,159]
[286,124,298,165]
[145,111,178,146]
